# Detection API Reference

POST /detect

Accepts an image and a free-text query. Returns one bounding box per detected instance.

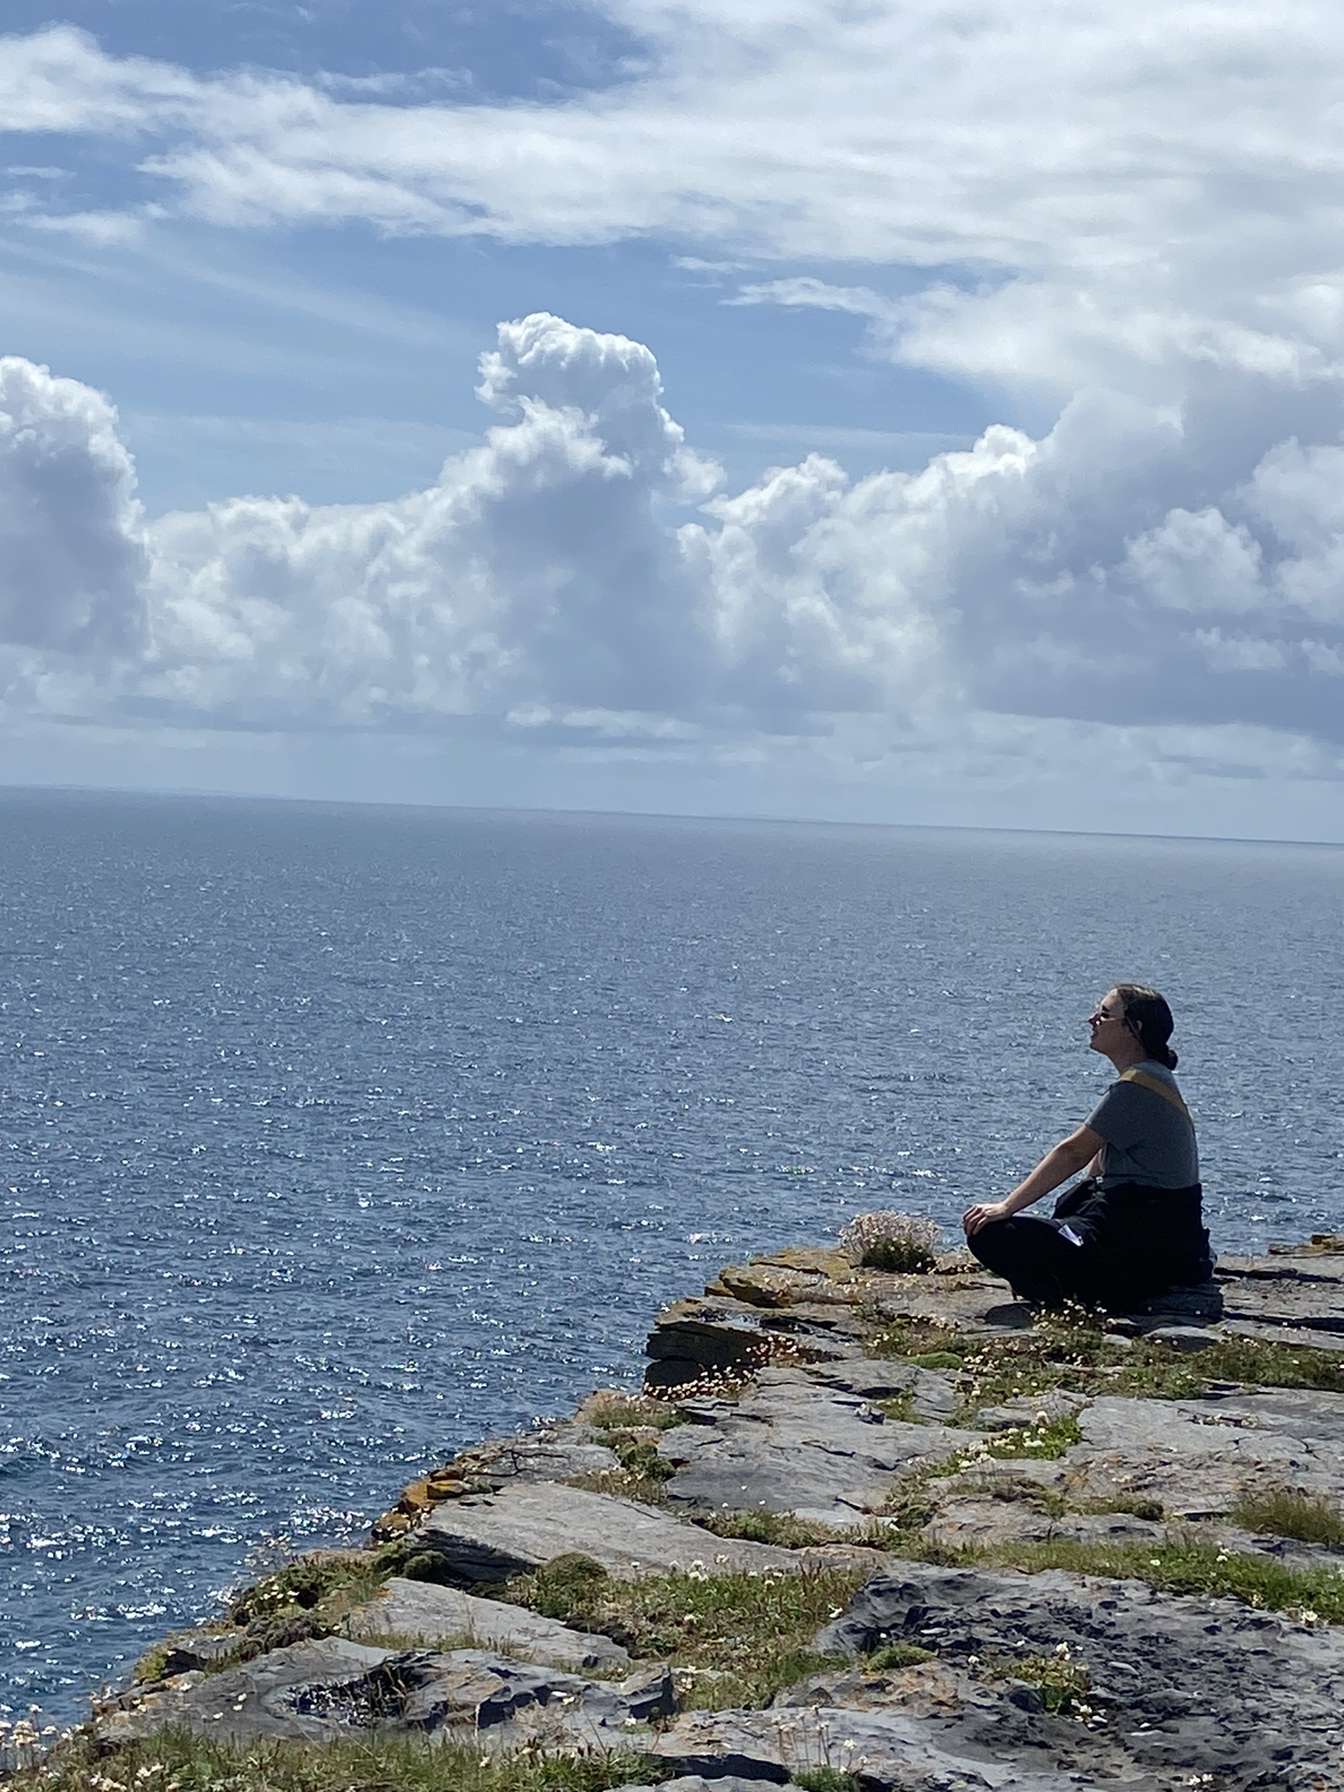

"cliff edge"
[14,1236,1344,1792]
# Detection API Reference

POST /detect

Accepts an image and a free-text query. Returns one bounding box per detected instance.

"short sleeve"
[1085,1080,1148,1149]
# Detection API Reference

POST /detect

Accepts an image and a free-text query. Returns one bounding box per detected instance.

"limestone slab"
[417,1480,797,1582]
[341,1577,630,1670]
[651,1706,1089,1791]
[810,1563,1344,1789]
[656,1367,981,1525]
[1068,1387,1344,1515]
[922,1496,1166,1552]
[101,1638,672,1752]
[804,1356,960,1422]
[615,1781,816,1792]
[445,1422,621,1488]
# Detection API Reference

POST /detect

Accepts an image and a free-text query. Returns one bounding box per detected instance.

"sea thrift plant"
[840,1212,940,1274]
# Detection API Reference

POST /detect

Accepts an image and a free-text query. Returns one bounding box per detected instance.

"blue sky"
[2,2,1344,838]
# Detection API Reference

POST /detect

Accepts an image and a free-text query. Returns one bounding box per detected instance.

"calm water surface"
[1,789,1341,1720]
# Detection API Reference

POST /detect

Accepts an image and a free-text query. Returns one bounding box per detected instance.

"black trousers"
[967,1214,1099,1307]
[969,1180,1212,1311]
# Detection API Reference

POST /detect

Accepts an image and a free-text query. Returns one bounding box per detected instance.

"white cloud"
[729,278,897,324]
[2,311,1343,777]
[6,8,1344,820]
[0,356,148,654]
[1303,639,1344,676]
[1123,508,1265,615]
[7,9,1344,480]
[138,314,716,726]
[0,24,199,135]
[24,208,151,247]
[1,10,1340,296]
[1189,629,1288,673]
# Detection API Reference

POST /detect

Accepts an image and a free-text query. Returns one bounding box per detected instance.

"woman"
[962,984,1213,1310]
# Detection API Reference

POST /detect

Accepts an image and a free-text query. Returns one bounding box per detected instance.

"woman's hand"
[962,1200,1011,1238]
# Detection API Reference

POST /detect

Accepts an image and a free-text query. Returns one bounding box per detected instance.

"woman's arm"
[963,1124,1104,1237]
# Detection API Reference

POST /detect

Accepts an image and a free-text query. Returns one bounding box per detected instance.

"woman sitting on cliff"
[961,984,1213,1311]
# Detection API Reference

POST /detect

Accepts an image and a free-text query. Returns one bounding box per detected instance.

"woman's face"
[1087,988,1129,1055]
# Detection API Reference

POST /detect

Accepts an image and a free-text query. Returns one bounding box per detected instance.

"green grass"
[578,1391,686,1432]
[984,1648,1093,1716]
[866,1303,1344,1422]
[131,1629,235,1686]
[566,1424,681,1507]
[877,1392,922,1423]
[1230,1486,1344,1546]
[694,1508,847,1549]
[130,1543,439,1689]
[504,1556,867,1709]
[862,1640,935,1670]
[877,1463,942,1530]
[609,1435,676,1481]
[226,1553,389,1628]
[1160,1335,1344,1394]
[974,1416,1083,1461]
[2,1732,661,1791]
[865,1319,971,1362]
[565,1466,672,1505]
[793,1772,862,1792]
[889,1415,1084,1499]
[967,1534,1344,1623]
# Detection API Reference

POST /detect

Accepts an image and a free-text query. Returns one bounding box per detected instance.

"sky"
[2,2,1343,840]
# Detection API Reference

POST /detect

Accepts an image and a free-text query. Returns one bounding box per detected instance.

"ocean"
[1,787,1340,1721]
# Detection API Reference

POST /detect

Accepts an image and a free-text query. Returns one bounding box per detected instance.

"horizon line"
[2,776,1341,851]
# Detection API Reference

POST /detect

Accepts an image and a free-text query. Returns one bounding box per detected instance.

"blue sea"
[1,787,1341,1722]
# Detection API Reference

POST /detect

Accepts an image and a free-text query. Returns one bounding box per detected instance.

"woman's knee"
[967,1217,1018,1271]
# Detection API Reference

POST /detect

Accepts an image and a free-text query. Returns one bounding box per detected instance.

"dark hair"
[1114,983,1178,1070]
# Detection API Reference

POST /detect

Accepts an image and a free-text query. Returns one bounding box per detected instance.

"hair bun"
[1115,984,1178,1074]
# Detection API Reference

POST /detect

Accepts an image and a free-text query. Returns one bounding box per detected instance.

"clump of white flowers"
[840,1212,940,1274]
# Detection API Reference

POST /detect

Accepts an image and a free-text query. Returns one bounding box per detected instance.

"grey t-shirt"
[1086,1061,1199,1191]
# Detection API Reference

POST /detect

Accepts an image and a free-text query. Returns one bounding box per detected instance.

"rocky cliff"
[30,1235,1344,1791]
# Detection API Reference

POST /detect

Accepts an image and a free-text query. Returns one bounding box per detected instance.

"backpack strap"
[1121,1065,1193,1123]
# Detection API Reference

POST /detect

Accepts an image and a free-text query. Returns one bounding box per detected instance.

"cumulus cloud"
[143,324,705,725]
[1,310,1343,768]
[0,356,148,655]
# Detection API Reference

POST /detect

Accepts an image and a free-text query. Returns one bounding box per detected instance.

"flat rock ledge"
[90,1235,1344,1792]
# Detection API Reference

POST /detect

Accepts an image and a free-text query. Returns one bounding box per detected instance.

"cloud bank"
[3,5,1344,804]
[1,313,1341,781]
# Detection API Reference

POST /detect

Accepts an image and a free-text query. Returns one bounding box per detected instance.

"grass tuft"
[1230,1485,1344,1546]
[985,1645,1094,1717]
[863,1640,935,1670]
[577,1391,686,1432]
[566,1426,679,1506]
[839,1213,941,1274]
[877,1393,921,1424]
[695,1508,846,1549]
[865,1318,970,1362]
